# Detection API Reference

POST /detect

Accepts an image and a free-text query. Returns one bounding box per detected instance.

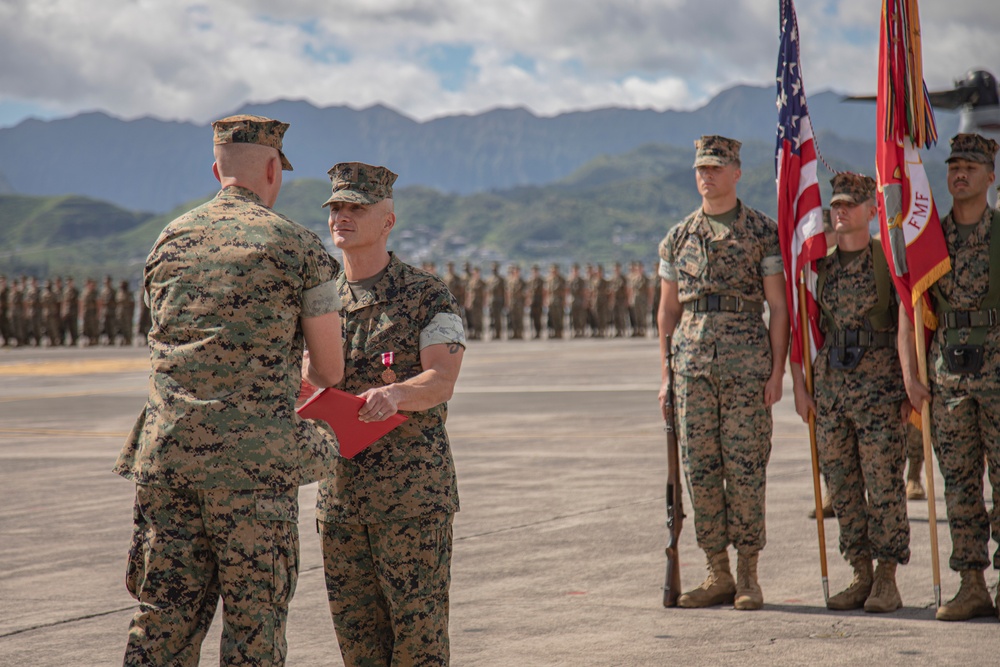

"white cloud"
[0,0,997,126]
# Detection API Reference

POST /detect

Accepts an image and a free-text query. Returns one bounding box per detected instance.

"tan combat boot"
[827,557,873,610]
[677,550,736,608]
[906,457,926,501]
[936,570,996,621]
[734,551,763,610]
[864,560,903,613]
[807,493,834,519]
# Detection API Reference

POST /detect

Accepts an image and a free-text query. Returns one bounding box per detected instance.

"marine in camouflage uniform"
[506,264,526,339]
[791,173,909,613]
[629,261,650,338]
[9,278,25,346]
[486,261,506,340]
[609,262,629,337]
[590,265,609,337]
[546,263,566,339]
[0,275,9,346]
[81,278,100,345]
[569,263,588,338]
[528,265,545,339]
[901,134,1000,621]
[99,275,117,345]
[62,277,80,346]
[116,280,136,346]
[114,115,344,666]
[317,162,465,667]
[42,280,61,346]
[24,276,41,346]
[466,267,485,341]
[657,135,788,611]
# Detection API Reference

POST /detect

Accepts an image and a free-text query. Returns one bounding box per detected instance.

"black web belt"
[688,295,764,314]
[828,329,895,348]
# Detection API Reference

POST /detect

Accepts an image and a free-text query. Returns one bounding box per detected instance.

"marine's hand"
[903,374,932,415]
[763,372,783,408]
[658,379,669,418]
[792,381,815,424]
[357,385,400,422]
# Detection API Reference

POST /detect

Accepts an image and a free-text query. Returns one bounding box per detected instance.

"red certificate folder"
[297,387,407,459]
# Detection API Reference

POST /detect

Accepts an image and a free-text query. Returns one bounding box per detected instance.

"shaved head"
[212,143,283,207]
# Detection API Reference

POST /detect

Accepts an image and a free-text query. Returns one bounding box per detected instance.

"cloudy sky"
[1,0,997,129]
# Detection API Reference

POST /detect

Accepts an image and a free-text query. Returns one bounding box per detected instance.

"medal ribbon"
[381,351,394,369]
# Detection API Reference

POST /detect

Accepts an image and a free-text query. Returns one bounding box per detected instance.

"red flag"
[776,0,827,364]
[876,0,950,336]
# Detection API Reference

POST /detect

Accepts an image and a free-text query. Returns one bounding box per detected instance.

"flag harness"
[930,209,1000,374]
[816,239,896,370]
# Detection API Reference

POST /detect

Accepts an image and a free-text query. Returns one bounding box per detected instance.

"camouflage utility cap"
[212,114,293,171]
[830,172,876,205]
[693,135,741,168]
[946,133,999,166]
[322,162,398,207]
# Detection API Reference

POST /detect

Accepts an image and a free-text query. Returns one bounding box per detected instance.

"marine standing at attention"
[657,135,789,611]
[114,114,345,665]
[900,133,1000,622]
[317,162,465,666]
[791,172,910,613]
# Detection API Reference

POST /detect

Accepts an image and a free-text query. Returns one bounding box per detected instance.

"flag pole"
[912,297,942,607]
[799,277,829,603]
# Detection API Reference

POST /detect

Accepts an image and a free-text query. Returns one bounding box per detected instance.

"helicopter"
[848,69,1000,206]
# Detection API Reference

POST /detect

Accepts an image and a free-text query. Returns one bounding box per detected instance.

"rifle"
[662,334,683,607]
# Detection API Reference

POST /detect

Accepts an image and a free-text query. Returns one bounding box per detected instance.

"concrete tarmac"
[1,338,998,666]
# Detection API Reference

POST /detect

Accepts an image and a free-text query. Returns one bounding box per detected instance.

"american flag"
[775,0,827,364]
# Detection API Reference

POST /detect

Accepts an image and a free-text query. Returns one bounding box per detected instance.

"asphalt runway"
[1,338,998,666]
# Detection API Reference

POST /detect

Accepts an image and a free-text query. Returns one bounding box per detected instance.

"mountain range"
[0,84,959,213]
[0,84,961,280]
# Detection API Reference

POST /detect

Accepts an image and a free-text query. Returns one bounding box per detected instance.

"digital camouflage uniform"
[316,252,464,667]
[929,205,1000,573]
[115,115,340,667]
[0,277,9,345]
[590,269,608,337]
[42,282,61,346]
[116,282,135,346]
[467,271,485,341]
[507,270,526,339]
[528,270,545,338]
[82,280,99,345]
[24,279,40,346]
[569,270,588,337]
[547,267,566,338]
[629,267,650,337]
[609,268,628,337]
[659,199,782,557]
[813,244,909,566]
[61,280,79,346]
[99,277,117,345]
[486,265,506,340]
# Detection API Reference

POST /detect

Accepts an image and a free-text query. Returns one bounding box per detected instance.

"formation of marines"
[0,274,149,347]
[432,259,658,341]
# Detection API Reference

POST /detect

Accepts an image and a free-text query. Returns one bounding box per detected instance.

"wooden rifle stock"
[662,335,683,607]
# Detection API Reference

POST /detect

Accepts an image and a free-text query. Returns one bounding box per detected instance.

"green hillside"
[0,139,955,281]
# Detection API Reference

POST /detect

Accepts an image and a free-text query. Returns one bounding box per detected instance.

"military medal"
[380,351,397,384]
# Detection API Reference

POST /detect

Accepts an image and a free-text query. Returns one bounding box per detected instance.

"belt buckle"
[843,330,859,347]
[955,312,971,328]
[706,295,721,311]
